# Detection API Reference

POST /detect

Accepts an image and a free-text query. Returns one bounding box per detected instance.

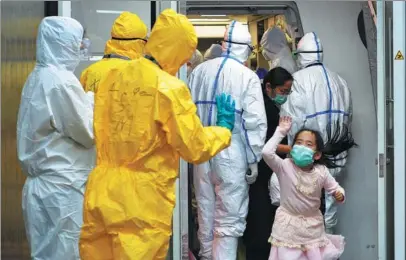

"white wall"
[296,2,378,259]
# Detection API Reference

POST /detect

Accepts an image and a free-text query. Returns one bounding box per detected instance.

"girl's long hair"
[293,121,358,169]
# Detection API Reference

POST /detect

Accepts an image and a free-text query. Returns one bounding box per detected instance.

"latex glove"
[278,116,292,135]
[334,190,345,202]
[246,164,258,184]
[216,93,236,131]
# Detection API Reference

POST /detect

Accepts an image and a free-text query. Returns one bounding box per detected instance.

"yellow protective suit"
[79,9,232,260]
[80,12,147,93]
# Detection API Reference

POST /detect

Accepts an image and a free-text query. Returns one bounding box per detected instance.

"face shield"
[292,49,324,68]
[221,40,254,57]
[80,37,92,59]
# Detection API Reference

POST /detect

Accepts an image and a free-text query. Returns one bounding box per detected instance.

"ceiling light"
[96,10,124,14]
[201,15,227,17]
[188,18,230,22]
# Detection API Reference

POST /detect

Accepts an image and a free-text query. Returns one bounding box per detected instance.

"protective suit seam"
[241,116,257,164]
[311,32,333,126]
[207,20,236,125]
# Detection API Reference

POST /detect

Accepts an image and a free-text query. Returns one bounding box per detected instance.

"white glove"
[246,164,258,184]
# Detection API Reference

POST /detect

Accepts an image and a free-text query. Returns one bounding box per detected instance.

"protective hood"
[222,21,252,62]
[188,49,203,69]
[36,16,83,72]
[204,44,223,61]
[144,9,197,76]
[104,12,147,60]
[260,27,296,74]
[296,32,324,69]
[188,49,203,76]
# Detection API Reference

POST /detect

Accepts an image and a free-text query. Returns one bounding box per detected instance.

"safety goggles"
[111,37,148,42]
[292,50,323,60]
[220,40,254,52]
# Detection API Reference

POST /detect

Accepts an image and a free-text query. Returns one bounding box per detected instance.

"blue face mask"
[271,94,288,105]
[290,145,315,167]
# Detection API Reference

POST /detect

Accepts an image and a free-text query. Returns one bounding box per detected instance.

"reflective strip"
[306,110,350,119]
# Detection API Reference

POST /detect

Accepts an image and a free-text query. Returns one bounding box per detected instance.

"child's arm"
[262,116,292,174]
[323,170,346,203]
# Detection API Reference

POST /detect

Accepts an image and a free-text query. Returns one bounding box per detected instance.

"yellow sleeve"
[80,68,89,92]
[156,81,231,164]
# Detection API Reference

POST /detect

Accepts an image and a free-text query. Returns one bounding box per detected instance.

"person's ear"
[314,151,322,161]
[265,83,272,96]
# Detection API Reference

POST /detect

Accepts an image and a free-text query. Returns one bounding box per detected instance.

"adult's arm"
[48,78,94,148]
[156,82,231,164]
[241,76,268,164]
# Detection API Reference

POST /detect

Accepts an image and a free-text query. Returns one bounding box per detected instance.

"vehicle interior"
[185,7,305,259]
[187,6,303,72]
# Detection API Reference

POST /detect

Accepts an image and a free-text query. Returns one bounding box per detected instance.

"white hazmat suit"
[17,17,95,260]
[280,32,352,233]
[188,21,267,260]
[260,27,297,74]
[203,43,223,61]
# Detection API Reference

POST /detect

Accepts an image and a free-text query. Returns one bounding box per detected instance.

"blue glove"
[215,93,236,131]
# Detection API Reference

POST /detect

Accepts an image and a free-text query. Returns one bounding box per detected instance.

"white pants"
[324,191,338,232]
[194,157,249,260]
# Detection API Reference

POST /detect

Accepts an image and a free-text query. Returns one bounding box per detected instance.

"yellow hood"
[104,11,147,60]
[144,9,197,76]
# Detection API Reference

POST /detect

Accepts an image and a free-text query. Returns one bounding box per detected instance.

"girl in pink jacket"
[262,116,356,260]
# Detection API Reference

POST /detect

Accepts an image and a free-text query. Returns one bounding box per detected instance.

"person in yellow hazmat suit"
[79,9,236,260]
[80,11,147,93]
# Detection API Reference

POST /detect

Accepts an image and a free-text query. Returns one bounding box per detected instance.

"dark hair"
[293,121,358,169]
[262,67,293,93]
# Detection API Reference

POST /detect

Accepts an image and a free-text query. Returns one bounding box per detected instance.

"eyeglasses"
[279,89,292,95]
[275,88,292,95]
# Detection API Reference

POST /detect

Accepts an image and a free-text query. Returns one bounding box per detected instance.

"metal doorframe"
[376,1,387,259]
[57,1,71,17]
[393,1,406,260]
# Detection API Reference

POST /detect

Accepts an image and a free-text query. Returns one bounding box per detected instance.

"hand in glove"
[216,93,236,131]
[246,164,258,184]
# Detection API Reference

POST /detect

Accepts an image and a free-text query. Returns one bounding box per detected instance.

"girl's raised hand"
[278,116,292,135]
